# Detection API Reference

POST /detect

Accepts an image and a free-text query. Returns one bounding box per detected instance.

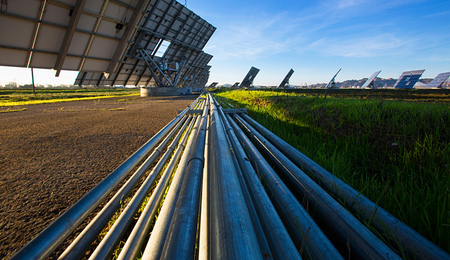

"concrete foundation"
[140,87,192,97]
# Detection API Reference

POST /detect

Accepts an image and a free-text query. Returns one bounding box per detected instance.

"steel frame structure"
[278,68,294,88]
[324,68,341,89]
[360,70,381,89]
[393,69,425,89]
[239,66,260,88]
[0,0,215,88]
[0,0,150,74]
[426,72,450,88]
[83,0,216,88]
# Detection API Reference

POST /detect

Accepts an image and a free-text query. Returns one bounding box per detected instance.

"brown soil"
[0,94,197,259]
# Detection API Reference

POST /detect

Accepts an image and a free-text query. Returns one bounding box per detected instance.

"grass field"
[0,88,140,107]
[214,88,449,253]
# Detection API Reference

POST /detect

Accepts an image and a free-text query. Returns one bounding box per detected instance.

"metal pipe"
[11,96,202,260]
[198,103,210,260]
[234,114,401,260]
[206,94,263,260]
[59,116,188,260]
[159,95,210,259]
[216,109,274,260]
[141,107,204,260]
[239,113,449,260]
[217,105,301,259]
[117,115,197,260]
[213,97,273,260]
[229,146,273,260]
[89,116,193,260]
[12,92,448,260]
[226,115,343,259]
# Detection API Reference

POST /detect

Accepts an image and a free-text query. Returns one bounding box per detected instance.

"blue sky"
[1,0,449,86]
[189,0,450,86]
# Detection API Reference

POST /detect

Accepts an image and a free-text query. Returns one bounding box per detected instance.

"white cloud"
[204,12,302,60]
[309,34,410,58]
[416,54,450,62]
[327,0,370,10]
[204,0,445,85]
[204,0,424,61]
[421,10,450,19]
[318,0,425,19]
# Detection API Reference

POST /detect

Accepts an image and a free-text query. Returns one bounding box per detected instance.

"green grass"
[215,89,449,253]
[0,107,27,113]
[0,88,140,106]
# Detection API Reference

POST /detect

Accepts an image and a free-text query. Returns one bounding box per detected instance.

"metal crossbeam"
[139,48,186,87]
[178,108,247,115]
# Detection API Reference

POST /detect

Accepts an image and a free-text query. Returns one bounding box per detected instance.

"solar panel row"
[77,0,215,87]
[278,69,294,88]
[393,69,425,89]
[239,67,260,88]
[360,70,381,89]
[0,0,215,88]
[426,72,450,88]
[0,0,147,74]
[324,68,341,89]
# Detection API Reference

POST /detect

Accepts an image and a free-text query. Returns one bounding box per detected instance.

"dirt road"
[0,95,198,258]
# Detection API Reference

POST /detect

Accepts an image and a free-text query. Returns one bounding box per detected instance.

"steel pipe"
[59,115,188,260]
[229,149,273,260]
[13,93,445,260]
[218,101,301,260]
[206,94,263,259]
[117,115,197,260]
[198,107,211,260]
[215,97,278,260]
[227,114,343,259]
[233,114,401,259]
[141,100,205,260]
[89,116,193,260]
[239,113,449,260]
[11,96,202,260]
[159,95,210,259]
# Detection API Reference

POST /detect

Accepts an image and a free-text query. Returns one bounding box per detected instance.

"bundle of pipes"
[12,93,448,260]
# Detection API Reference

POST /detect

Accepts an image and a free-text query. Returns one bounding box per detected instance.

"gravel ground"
[0,94,198,259]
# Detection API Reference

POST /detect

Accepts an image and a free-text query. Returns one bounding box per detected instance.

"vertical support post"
[31,68,36,95]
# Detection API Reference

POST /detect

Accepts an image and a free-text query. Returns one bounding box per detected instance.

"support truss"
[139,49,187,88]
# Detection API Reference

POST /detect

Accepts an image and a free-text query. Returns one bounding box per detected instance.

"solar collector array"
[80,0,216,87]
[393,69,425,89]
[0,0,142,73]
[426,72,450,88]
[0,0,215,88]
